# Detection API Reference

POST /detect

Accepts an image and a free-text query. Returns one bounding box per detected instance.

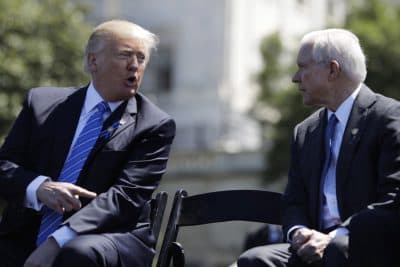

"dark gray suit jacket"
[0,85,176,266]
[282,84,400,238]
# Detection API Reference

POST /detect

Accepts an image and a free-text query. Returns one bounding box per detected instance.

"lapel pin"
[351,128,359,135]
[119,119,126,125]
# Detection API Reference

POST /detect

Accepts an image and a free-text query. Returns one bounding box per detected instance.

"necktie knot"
[96,101,110,114]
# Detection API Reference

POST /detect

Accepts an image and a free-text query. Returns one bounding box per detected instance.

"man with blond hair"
[0,20,175,267]
[237,28,400,267]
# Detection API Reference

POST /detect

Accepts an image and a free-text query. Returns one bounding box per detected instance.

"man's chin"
[124,84,138,95]
[123,87,138,99]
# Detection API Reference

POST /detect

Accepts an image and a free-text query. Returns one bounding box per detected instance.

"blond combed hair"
[83,20,159,74]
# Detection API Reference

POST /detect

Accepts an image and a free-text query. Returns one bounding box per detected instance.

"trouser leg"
[237,243,310,267]
[53,234,120,267]
[322,235,348,267]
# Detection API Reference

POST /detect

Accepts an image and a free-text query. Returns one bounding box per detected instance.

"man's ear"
[87,53,98,72]
[328,60,340,80]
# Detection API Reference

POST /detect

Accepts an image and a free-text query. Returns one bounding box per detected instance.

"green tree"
[346,0,400,99]
[255,34,313,181]
[0,0,91,139]
[258,0,400,181]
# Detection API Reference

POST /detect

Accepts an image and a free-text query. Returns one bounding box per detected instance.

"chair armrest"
[166,242,185,267]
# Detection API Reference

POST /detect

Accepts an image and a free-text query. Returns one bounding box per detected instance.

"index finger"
[68,185,97,199]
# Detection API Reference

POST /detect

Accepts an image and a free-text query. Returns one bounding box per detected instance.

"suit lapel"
[51,87,87,179]
[336,85,376,215]
[79,96,138,181]
[308,109,327,228]
[108,97,137,141]
[309,109,327,187]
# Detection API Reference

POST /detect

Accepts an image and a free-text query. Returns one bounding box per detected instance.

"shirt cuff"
[24,175,51,211]
[328,227,349,238]
[51,226,77,247]
[287,225,308,242]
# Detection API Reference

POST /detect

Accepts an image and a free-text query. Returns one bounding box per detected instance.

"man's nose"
[127,56,139,70]
[292,71,300,83]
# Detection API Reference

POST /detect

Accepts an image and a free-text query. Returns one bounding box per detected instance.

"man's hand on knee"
[291,227,313,251]
[296,230,332,264]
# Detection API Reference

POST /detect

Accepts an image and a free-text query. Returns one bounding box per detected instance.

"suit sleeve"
[64,117,176,234]
[375,104,400,198]
[0,91,41,203]
[344,102,400,226]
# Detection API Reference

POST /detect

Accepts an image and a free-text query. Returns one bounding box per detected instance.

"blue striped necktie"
[36,101,110,246]
[319,113,338,229]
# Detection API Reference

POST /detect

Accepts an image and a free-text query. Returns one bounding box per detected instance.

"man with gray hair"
[237,28,400,267]
[0,20,175,267]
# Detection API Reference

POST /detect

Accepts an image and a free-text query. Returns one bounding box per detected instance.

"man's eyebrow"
[119,48,134,52]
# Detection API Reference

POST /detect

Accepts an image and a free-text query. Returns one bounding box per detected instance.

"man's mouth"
[125,76,137,87]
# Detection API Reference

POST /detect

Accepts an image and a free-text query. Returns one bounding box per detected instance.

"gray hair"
[301,29,367,83]
[83,20,159,74]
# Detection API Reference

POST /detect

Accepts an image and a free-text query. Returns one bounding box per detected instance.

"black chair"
[150,191,168,247]
[156,189,283,267]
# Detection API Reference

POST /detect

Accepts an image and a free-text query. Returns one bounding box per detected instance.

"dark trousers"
[348,207,400,267]
[0,233,154,267]
[0,234,36,267]
[237,235,348,267]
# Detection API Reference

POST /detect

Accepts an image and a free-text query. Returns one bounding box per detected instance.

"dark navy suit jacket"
[282,85,400,238]
[0,85,176,266]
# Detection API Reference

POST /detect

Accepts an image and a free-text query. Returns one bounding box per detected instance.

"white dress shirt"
[24,82,122,246]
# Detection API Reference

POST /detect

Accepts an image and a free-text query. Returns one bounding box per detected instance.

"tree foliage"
[0,0,91,139]
[255,34,313,181]
[258,0,400,181]
[347,0,400,99]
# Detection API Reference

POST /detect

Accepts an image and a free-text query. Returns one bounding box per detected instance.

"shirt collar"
[83,82,123,114]
[327,83,361,124]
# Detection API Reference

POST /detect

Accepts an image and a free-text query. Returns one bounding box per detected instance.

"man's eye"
[138,54,146,63]
[121,54,129,58]
[118,52,131,59]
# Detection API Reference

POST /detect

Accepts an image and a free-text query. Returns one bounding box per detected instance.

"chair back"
[156,189,283,267]
[150,191,168,244]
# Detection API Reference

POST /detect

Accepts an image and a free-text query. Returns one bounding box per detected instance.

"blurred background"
[1,0,400,266]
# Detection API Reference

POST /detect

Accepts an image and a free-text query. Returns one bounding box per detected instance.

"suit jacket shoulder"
[26,86,83,124]
[135,92,173,123]
[293,107,325,146]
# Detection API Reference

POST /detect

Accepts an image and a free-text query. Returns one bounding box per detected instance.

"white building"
[75,1,346,266]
